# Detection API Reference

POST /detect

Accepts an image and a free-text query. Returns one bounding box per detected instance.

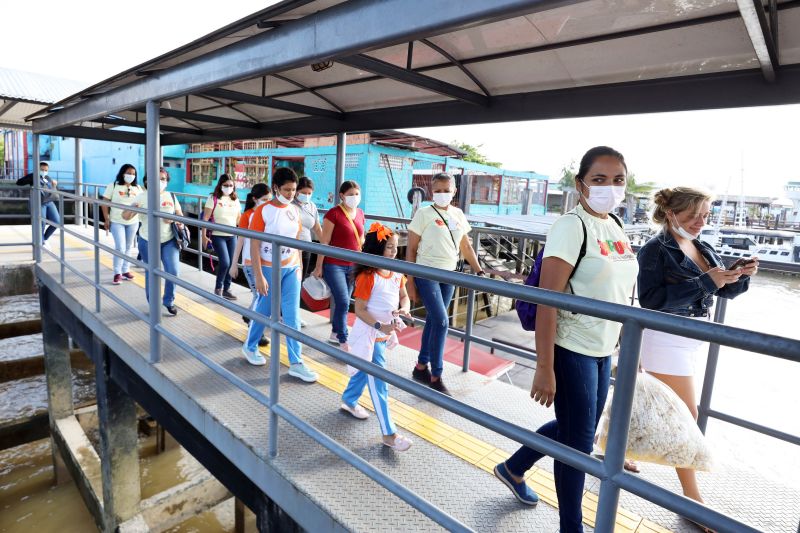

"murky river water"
[0,273,797,531]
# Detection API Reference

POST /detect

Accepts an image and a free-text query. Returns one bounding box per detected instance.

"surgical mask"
[343,194,361,209]
[123,174,135,184]
[296,193,311,204]
[159,181,167,192]
[432,192,454,207]
[256,197,269,205]
[276,193,292,205]
[670,212,698,240]
[581,183,626,214]
[39,170,48,178]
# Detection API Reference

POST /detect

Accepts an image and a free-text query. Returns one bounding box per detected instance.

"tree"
[452,141,502,168]
[558,160,577,190]
[623,173,656,223]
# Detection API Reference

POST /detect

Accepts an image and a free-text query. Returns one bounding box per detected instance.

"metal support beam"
[698,297,727,433]
[202,88,344,119]
[97,116,200,135]
[32,134,41,262]
[335,132,346,193]
[157,107,261,129]
[94,336,141,529]
[737,0,780,82]
[595,321,644,532]
[145,100,162,363]
[50,126,146,145]
[338,54,490,106]
[74,138,83,225]
[420,39,491,97]
[0,99,19,116]
[41,289,74,421]
[33,0,571,132]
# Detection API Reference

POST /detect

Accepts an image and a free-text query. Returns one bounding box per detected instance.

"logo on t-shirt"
[161,200,173,209]
[435,219,446,227]
[597,239,634,258]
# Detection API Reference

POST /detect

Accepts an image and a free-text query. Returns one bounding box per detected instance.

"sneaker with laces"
[340,403,369,420]
[429,378,452,396]
[288,362,318,382]
[222,289,237,300]
[242,345,266,366]
[112,274,122,285]
[164,305,178,316]
[494,463,538,506]
[121,272,135,281]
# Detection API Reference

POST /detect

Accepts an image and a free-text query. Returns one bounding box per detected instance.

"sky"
[4,1,799,199]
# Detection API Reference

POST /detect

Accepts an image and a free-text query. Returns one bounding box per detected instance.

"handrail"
[29,187,798,532]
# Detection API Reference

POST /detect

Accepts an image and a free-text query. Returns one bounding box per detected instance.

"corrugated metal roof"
[0,67,87,105]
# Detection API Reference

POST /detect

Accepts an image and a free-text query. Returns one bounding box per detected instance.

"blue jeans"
[211,235,237,291]
[414,277,455,377]
[110,222,138,275]
[505,345,611,533]
[243,265,258,312]
[245,265,302,363]
[138,236,180,307]
[41,201,60,242]
[323,263,354,343]
[342,340,395,436]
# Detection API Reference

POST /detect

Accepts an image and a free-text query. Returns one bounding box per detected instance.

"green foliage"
[558,160,577,190]
[0,138,4,165]
[452,141,501,168]
[625,173,657,196]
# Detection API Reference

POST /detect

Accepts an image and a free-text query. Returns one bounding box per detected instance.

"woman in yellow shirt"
[201,174,242,300]
[101,164,142,285]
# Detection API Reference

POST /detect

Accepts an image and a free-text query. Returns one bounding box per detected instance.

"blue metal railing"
[27,181,800,533]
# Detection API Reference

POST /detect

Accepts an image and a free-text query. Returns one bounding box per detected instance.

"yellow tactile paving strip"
[64,234,671,533]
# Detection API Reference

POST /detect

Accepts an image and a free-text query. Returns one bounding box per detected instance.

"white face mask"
[343,194,361,209]
[432,192,454,207]
[256,197,269,205]
[123,174,135,184]
[581,183,626,214]
[159,180,168,192]
[296,193,311,204]
[276,193,292,205]
[39,170,48,178]
[670,212,698,240]
[221,185,234,196]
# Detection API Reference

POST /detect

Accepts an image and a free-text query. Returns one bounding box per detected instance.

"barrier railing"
[29,184,800,533]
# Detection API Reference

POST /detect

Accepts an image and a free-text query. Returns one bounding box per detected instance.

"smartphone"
[395,314,415,328]
[728,257,756,270]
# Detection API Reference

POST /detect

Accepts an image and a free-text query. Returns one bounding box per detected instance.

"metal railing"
[27,179,800,533]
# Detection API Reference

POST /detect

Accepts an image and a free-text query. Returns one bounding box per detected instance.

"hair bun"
[653,188,672,207]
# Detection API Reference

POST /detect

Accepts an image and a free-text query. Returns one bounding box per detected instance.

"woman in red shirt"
[312,181,365,349]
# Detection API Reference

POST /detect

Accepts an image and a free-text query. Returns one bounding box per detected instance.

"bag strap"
[208,195,219,220]
[338,204,362,244]
[567,212,588,286]
[430,205,460,256]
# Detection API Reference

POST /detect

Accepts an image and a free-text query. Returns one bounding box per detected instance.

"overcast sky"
[5,1,799,199]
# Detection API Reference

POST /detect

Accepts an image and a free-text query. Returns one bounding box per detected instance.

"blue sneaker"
[494,462,539,506]
[288,362,318,383]
[242,345,266,366]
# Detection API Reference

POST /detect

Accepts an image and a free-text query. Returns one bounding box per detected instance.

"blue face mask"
[296,193,311,204]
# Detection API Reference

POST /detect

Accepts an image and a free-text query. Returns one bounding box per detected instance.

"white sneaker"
[288,362,318,383]
[340,403,369,420]
[327,332,339,344]
[242,345,266,366]
[300,320,308,328]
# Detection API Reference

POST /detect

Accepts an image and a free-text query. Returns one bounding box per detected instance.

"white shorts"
[640,315,709,377]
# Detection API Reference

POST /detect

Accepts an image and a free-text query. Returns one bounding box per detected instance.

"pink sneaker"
[121,272,135,281]
[112,274,122,285]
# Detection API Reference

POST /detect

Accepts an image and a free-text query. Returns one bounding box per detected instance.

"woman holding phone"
[637,187,756,515]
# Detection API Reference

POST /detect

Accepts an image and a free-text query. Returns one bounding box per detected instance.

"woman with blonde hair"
[637,186,755,516]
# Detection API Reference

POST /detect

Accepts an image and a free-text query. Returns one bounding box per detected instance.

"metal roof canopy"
[0,67,86,130]
[29,0,800,145]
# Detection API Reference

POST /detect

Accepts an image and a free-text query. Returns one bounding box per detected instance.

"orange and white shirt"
[347,270,407,375]
[238,207,256,266]
[248,200,302,268]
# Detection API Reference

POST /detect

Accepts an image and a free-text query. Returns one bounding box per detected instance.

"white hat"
[302,275,331,300]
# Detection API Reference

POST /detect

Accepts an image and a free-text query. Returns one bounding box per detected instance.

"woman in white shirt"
[201,174,242,300]
[294,176,323,279]
[121,168,184,316]
[101,164,142,285]
[405,173,483,396]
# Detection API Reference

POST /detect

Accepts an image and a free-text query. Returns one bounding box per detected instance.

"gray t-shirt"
[294,199,320,242]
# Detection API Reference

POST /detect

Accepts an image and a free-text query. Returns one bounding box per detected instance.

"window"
[189,158,219,186]
[470,175,501,205]
[345,154,360,168]
[769,250,779,255]
[311,158,327,173]
[226,157,270,188]
[379,155,404,170]
[781,251,790,256]
[530,180,547,211]
[502,177,527,205]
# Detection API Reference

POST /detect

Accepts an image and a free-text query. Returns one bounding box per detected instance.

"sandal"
[623,459,641,473]
[383,434,413,452]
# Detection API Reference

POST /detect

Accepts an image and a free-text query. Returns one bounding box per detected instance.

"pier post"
[75,138,83,226]
[145,100,162,362]
[335,132,346,192]
[41,289,74,484]
[94,335,142,529]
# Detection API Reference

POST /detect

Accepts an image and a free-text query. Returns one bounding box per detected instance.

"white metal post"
[335,132,347,193]
[146,100,162,363]
[75,138,83,225]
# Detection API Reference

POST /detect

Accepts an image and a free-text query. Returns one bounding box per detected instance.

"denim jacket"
[637,230,750,317]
